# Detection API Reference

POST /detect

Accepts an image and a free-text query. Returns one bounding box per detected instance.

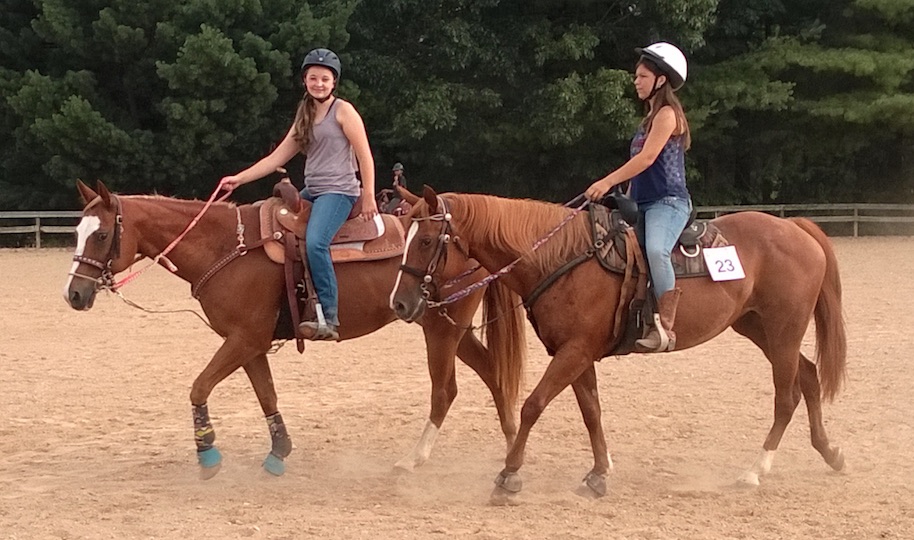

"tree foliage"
[1,0,912,209]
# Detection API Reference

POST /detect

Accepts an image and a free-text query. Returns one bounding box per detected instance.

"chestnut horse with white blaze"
[64,180,525,478]
[391,187,847,503]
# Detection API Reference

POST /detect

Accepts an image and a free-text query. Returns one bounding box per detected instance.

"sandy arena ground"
[1,237,913,539]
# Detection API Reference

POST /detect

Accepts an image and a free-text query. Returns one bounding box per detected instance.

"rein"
[113,187,233,290]
[69,185,233,292]
[69,185,240,334]
[405,194,590,331]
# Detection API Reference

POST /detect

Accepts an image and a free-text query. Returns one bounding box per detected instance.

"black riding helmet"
[300,48,341,80]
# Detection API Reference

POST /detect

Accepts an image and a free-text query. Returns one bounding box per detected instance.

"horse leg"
[492,344,593,504]
[732,315,803,486]
[797,352,845,471]
[455,330,519,450]
[393,328,459,472]
[190,335,263,479]
[242,354,293,476]
[570,364,613,499]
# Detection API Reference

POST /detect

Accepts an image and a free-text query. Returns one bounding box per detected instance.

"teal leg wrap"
[263,453,285,476]
[197,447,222,469]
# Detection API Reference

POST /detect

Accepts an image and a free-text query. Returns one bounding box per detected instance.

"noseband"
[69,195,123,290]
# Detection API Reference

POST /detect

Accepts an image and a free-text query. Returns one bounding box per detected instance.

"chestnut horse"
[64,181,525,478]
[391,187,847,503]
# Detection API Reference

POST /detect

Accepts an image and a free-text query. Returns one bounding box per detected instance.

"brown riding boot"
[635,288,682,353]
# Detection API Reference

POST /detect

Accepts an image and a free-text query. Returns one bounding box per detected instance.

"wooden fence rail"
[3,203,914,247]
[0,211,83,248]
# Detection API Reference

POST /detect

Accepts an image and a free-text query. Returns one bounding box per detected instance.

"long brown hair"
[292,95,318,153]
[639,58,691,150]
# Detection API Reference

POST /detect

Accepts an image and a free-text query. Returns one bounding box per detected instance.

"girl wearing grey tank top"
[220,48,377,341]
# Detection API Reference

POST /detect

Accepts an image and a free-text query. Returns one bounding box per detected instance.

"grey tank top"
[303,99,360,197]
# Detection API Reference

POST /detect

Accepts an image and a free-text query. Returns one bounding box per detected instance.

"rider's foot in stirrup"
[635,328,663,351]
[298,321,340,342]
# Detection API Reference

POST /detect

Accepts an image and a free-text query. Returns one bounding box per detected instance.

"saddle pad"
[262,214,405,264]
[589,203,729,279]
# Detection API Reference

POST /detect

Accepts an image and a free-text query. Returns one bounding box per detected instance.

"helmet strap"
[644,75,666,102]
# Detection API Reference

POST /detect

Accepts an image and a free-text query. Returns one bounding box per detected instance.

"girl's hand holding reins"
[219,176,242,192]
[585,178,612,201]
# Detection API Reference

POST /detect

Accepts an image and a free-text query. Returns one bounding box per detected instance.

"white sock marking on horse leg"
[394,420,439,472]
[389,221,419,310]
[63,216,100,300]
[738,449,776,486]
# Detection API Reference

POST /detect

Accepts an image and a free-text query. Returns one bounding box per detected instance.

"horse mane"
[444,194,591,279]
[125,194,238,209]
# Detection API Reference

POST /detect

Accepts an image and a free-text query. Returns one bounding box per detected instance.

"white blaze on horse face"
[63,215,101,299]
[389,220,420,310]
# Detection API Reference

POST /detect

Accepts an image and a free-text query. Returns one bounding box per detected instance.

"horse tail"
[790,218,847,402]
[482,280,527,410]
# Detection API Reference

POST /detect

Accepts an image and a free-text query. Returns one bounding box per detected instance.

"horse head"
[391,185,467,322]
[64,180,139,310]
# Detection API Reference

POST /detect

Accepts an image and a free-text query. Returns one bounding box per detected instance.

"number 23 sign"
[702,245,746,281]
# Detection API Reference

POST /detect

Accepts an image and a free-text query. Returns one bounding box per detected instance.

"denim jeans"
[299,189,358,326]
[635,196,692,299]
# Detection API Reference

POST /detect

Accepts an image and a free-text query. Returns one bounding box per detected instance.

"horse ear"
[95,180,112,207]
[421,185,439,212]
[76,179,98,206]
[395,184,419,205]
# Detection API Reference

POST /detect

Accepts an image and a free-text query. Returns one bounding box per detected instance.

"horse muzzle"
[65,280,98,311]
[392,294,427,323]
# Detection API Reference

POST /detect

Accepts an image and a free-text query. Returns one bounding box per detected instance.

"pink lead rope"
[112,183,234,290]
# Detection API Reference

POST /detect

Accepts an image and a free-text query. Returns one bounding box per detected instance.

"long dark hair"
[638,58,691,150]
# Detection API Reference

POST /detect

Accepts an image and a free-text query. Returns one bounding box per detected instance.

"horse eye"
[96,232,108,241]
[420,236,433,248]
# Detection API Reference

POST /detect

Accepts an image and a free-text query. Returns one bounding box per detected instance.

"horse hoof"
[197,447,222,479]
[393,462,415,475]
[734,471,760,488]
[489,485,521,506]
[199,462,221,480]
[574,472,607,499]
[828,447,845,472]
[489,470,522,505]
[263,453,286,476]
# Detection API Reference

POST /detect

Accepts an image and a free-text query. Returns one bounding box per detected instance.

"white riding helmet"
[635,42,687,90]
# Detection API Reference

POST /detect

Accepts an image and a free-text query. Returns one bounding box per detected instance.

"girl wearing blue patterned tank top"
[220,48,378,342]
[584,42,692,353]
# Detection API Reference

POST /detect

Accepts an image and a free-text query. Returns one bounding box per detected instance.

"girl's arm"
[220,125,300,190]
[585,106,678,200]
[337,101,378,218]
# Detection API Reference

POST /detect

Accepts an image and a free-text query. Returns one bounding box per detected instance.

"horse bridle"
[69,195,123,290]
[398,196,469,301]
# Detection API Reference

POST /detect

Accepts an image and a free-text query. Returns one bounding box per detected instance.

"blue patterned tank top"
[628,124,690,204]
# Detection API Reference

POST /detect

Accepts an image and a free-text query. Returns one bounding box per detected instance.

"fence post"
[35,217,41,248]
[853,207,859,238]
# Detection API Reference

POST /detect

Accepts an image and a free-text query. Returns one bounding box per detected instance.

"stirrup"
[635,314,673,352]
[298,321,340,341]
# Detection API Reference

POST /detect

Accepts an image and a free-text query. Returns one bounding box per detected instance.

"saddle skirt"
[589,204,729,277]
[255,197,405,264]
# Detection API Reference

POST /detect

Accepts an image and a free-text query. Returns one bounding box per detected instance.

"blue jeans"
[636,196,692,300]
[299,189,357,326]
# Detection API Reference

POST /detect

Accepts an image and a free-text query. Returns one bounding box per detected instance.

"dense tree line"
[1,0,911,210]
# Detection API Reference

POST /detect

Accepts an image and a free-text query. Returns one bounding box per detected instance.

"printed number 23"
[716,259,735,273]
